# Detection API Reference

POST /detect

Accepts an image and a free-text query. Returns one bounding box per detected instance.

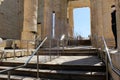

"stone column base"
[21,31,36,49]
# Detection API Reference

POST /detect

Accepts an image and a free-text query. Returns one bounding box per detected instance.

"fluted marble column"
[102,0,115,48]
[68,6,74,38]
[43,0,52,38]
[60,0,68,38]
[21,0,38,41]
[21,0,38,48]
[90,0,97,47]
[95,0,103,48]
[53,0,68,39]
[116,0,120,50]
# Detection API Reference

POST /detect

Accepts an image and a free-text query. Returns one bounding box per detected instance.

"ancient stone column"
[53,0,68,39]
[43,0,52,38]
[102,0,115,48]
[90,0,98,47]
[21,0,38,48]
[90,0,94,39]
[114,1,120,79]
[42,0,53,47]
[95,0,104,48]
[68,6,74,38]
[60,0,68,38]
[22,0,38,40]
[116,0,120,50]
[37,0,44,39]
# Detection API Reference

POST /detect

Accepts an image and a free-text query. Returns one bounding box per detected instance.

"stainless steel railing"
[48,34,66,61]
[60,34,66,53]
[102,36,120,78]
[0,37,47,80]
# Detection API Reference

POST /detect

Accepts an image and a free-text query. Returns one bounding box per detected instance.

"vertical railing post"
[13,40,16,59]
[37,51,39,79]
[57,39,60,58]
[95,36,100,57]
[62,40,64,54]
[106,53,109,80]
[27,40,29,56]
[8,71,11,80]
[49,39,52,61]
[60,34,65,56]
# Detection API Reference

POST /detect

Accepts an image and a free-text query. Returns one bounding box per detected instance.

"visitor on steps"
[111,5,117,49]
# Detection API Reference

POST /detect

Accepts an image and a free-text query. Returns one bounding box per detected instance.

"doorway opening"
[73,7,91,40]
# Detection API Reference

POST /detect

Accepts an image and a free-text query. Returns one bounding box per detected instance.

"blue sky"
[73,7,91,38]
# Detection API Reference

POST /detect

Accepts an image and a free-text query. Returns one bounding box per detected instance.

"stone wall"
[0,0,24,39]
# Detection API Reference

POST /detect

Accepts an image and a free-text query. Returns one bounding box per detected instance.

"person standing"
[111,5,117,49]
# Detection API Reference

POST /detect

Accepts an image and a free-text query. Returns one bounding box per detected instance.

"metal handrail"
[60,34,66,51]
[0,37,47,74]
[102,36,120,77]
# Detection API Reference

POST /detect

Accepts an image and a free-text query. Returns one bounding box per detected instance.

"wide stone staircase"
[0,46,106,80]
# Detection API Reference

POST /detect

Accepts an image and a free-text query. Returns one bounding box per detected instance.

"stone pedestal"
[21,32,35,48]
[111,51,120,70]
[110,51,120,80]
[109,65,120,80]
